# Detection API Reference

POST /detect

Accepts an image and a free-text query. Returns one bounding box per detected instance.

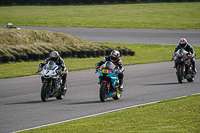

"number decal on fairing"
[46,71,49,74]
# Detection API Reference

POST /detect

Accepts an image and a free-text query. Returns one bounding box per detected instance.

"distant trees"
[0,0,199,5]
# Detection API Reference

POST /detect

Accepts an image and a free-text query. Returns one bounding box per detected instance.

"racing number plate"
[102,69,109,74]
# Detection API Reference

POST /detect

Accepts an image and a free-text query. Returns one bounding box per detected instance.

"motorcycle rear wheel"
[99,82,108,102]
[41,82,49,102]
[113,89,122,100]
[56,84,67,100]
[187,76,195,82]
[177,67,183,84]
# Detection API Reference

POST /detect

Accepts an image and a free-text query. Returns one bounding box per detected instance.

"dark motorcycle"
[172,48,195,83]
[39,60,67,102]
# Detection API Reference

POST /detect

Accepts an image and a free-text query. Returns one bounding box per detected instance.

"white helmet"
[110,50,120,62]
[7,23,13,28]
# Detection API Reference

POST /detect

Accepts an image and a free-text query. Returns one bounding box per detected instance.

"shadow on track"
[144,82,180,86]
[69,99,115,105]
[4,99,56,105]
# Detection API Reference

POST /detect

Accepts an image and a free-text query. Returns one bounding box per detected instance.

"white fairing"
[40,61,59,79]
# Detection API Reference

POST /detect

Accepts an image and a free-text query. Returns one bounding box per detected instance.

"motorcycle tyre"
[113,89,122,100]
[177,67,183,84]
[187,76,195,82]
[41,82,49,102]
[99,82,108,102]
[56,84,67,100]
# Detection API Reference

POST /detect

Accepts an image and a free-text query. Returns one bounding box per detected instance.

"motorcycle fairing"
[98,71,118,86]
[107,92,116,98]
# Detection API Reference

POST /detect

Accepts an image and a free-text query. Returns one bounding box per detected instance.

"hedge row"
[0,0,199,5]
[0,49,135,63]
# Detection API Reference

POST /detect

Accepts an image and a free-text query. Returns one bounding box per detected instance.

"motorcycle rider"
[173,38,197,74]
[6,23,17,29]
[95,50,125,91]
[38,51,68,92]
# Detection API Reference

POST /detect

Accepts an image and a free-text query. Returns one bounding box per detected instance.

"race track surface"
[0,60,200,133]
[1,26,200,46]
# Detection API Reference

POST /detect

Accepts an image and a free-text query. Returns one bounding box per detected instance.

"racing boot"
[119,84,123,91]
[192,61,197,74]
[61,78,67,94]
[119,79,123,91]
[193,68,197,74]
[118,73,124,91]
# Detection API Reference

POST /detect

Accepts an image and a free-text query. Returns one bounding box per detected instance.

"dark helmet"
[110,50,120,62]
[50,51,59,61]
[179,38,188,48]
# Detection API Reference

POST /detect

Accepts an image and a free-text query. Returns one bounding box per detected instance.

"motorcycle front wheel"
[99,82,108,102]
[177,67,183,84]
[41,82,50,102]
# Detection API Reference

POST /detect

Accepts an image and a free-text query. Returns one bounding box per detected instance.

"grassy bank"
[19,94,200,133]
[1,2,200,29]
[0,29,120,56]
[1,43,200,79]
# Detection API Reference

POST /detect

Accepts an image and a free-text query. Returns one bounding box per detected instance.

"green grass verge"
[0,2,200,29]
[19,94,200,133]
[1,43,200,79]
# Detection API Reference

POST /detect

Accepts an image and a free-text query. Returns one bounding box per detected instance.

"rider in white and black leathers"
[38,51,68,92]
[173,38,197,74]
[95,50,125,91]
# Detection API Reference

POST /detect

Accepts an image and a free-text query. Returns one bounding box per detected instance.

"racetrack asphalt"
[1,26,200,46]
[0,27,200,133]
[0,60,199,133]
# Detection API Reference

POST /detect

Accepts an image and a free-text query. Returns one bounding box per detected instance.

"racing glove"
[38,67,42,72]
[95,63,100,73]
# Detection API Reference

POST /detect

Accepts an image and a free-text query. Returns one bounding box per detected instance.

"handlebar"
[95,68,99,73]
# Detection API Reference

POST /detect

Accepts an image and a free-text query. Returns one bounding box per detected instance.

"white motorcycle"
[39,60,67,102]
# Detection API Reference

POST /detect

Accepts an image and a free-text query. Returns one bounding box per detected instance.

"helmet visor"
[180,42,186,47]
[111,56,118,62]
[50,57,57,61]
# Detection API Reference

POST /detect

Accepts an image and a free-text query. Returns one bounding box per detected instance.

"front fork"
[41,77,53,85]
[176,64,185,76]
[101,80,110,89]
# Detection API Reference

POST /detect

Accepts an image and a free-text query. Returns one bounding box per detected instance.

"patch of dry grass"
[0,29,121,56]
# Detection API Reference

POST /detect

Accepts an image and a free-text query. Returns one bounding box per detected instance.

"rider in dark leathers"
[38,51,68,92]
[173,38,197,74]
[6,23,17,29]
[95,50,125,91]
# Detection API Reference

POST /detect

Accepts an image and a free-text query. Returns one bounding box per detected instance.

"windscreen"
[101,61,115,70]
[177,48,188,55]
[46,60,56,70]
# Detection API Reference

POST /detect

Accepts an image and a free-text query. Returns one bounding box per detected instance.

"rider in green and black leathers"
[173,38,197,74]
[95,50,125,91]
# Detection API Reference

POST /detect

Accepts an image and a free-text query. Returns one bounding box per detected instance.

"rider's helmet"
[6,23,13,28]
[50,51,60,61]
[110,50,120,62]
[179,38,188,48]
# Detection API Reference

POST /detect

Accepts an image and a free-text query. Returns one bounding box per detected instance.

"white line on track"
[13,93,200,133]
